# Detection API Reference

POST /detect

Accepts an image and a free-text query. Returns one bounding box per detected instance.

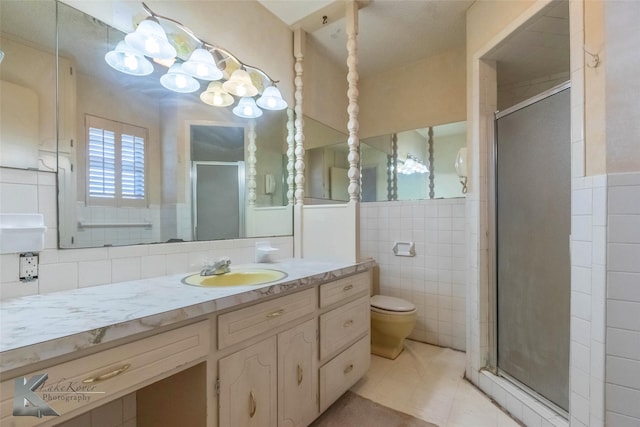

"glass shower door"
[495,84,571,412]
[192,161,245,241]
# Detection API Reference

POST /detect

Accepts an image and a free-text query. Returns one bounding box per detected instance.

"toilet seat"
[370,295,416,314]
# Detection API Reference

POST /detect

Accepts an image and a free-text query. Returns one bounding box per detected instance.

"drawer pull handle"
[266,309,284,318]
[249,391,256,418]
[343,319,354,328]
[343,284,354,291]
[297,364,303,386]
[344,364,354,374]
[82,364,131,383]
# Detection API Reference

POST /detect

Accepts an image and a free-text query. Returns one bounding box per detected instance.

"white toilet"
[370,295,417,359]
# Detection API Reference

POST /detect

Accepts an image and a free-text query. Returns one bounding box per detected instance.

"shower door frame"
[488,81,571,417]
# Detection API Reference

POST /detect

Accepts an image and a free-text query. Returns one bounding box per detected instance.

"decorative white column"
[390,133,398,201]
[346,1,360,202]
[293,29,306,206]
[247,118,257,207]
[286,108,295,205]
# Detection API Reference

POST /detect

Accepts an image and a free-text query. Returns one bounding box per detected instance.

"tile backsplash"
[360,198,466,351]
[605,172,640,426]
[0,167,293,300]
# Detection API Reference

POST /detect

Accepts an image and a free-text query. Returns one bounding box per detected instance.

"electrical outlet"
[19,252,39,282]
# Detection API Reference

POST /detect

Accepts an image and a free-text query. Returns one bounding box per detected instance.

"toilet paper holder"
[392,241,415,257]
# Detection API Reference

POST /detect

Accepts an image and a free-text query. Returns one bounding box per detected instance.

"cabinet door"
[219,337,277,427]
[278,319,318,427]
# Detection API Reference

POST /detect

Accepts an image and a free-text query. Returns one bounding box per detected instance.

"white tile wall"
[360,198,466,351]
[75,203,162,247]
[567,175,607,427]
[606,172,640,426]
[0,167,294,300]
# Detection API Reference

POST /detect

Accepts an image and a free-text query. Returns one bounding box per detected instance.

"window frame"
[85,114,148,208]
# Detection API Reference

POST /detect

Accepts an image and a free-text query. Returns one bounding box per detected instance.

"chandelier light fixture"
[160,63,200,93]
[397,154,429,175]
[104,40,154,76]
[104,2,287,118]
[200,81,234,107]
[233,97,263,119]
[124,18,177,60]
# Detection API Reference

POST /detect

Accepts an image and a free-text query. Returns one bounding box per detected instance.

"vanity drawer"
[320,294,369,360]
[218,288,316,349]
[319,271,370,308]
[0,320,209,427]
[319,334,370,412]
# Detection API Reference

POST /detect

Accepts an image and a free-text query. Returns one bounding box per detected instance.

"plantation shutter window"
[86,115,147,207]
[88,126,116,198]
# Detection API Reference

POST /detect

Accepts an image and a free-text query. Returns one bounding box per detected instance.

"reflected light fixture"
[397,154,429,175]
[160,63,199,93]
[256,85,287,110]
[125,18,176,60]
[200,81,234,107]
[233,97,263,118]
[153,57,176,68]
[182,48,223,81]
[223,69,258,97]
[105,2,287,117]
[105,40,154,76]
[0,49,4,64]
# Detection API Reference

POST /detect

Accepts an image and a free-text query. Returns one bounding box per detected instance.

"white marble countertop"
[0,259,374,374]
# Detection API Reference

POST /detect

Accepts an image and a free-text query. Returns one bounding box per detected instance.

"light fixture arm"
[141,2,278,85]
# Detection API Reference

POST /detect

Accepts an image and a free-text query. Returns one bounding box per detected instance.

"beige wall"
[359,47,466,139]
[584,0,606,175]
[604,0,640,173]
[62,1,294,107]
[303,36,349,134]
[466,1,537,58]
[75,73,163,204]
[0,36,57,167]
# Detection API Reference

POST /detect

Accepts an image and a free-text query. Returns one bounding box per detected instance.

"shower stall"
[493,82,571,413]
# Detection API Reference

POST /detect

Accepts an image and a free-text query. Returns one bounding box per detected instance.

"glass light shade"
[200,82,234,107]
[125,19,176,60]
[222,69,258,97]
[105,41,154,76]
[232,97,263,118]
[153,57,176,68]
[397,154,428,175]
[256,85,287,110]
[160,63,200,93]
[0,49,4,64]
[182,48,223,81]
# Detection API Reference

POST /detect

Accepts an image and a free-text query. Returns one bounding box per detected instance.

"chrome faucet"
[201,257,231,276]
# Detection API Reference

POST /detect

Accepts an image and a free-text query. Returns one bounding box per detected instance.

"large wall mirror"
[303,118,466,203]
[361,121,467,201]
[1,0,293,248]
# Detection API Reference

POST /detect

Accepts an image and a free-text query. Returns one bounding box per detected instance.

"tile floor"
[351,340,522,427]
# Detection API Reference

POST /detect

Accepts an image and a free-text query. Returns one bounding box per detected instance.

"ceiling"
[2,0,570,96]
[259,0,570,84]
[258,0,473,78]
[486,0,570,86]
[258,0,473,77]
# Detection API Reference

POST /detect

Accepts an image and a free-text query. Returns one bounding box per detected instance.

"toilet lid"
[370,295,415,312]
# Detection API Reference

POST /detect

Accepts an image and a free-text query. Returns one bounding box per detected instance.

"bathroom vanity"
[0,259,373,427]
